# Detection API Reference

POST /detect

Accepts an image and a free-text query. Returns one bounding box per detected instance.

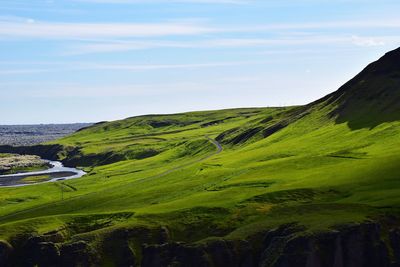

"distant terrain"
[0,123,92,146]
[0,48,399,266]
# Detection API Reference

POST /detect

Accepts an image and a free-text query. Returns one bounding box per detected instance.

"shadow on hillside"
[327,47,400,130]
[331,91,400,130]
[334,104,400,130]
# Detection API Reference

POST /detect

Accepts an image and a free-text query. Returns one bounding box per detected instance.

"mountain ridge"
[319,47,400,129]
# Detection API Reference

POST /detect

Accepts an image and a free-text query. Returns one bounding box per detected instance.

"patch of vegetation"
[20,174,51,183]
[0,154,49,175]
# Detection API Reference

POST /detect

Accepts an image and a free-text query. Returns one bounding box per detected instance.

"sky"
[1,0,400,124]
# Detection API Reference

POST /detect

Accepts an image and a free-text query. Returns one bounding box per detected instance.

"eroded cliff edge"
[1,220,400,267]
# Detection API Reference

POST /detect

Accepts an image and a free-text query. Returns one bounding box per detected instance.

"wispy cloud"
[229,20,400,31]
[66,35,400,54]
[351,35,386,47]
[82,61,257,70]
[0,60,260,75]
[0,69,53,75]
[1,82,224,98]
[74,0,251,4]
[0,21,215,39]
[1,19,400,40]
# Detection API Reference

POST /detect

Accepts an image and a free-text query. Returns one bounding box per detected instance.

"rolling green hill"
[0,48,400,266]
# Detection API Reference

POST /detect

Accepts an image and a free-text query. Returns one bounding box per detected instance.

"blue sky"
[1,0,400,124]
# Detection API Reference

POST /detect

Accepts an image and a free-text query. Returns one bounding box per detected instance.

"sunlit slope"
[0,48,399,251]
[1,103,399,241]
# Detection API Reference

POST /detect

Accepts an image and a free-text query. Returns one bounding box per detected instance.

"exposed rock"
[36,242,60,267]
[159,226,170,244]
[142,239,254,267]
[259,223,391,267]
[0,241,12,266]
[2,222,400,267]
[204,239,254,267]
[101,229,137,267]
[389,228,400,266]
[142,242,209,267]
[258,224,306,267]
[5,235,61,267]
[60,241,99,267]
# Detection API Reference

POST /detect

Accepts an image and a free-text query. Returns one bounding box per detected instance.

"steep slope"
[217,47,400,144]
[320,47,400,129]
[0,48,400,266]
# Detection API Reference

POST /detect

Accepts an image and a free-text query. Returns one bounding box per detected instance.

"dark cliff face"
[1,222,399,267]
[259,223,391,267]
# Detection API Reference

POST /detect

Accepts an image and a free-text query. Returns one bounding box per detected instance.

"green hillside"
[1,48,400,266]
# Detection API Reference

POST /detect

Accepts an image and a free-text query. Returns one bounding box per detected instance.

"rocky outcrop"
[101,229,137,267]
[141,223,398,267]
[390,228,400,267]
[2,236,98,267]
[1,223,399,267]
[0,241,12,266]
[258,223,391,267]
[142,239,254,267]
[60,241,99,267]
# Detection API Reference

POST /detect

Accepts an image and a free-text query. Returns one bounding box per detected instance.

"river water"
[0,161,86,187]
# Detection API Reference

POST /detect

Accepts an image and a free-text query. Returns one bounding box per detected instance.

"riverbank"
[0,154,49,175]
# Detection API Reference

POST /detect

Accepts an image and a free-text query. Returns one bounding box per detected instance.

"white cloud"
[66,37,330,54]
[66,35,400,54]
[0,69,52,75]
[0,60,259,75]
[351,35,386,47]
[81,61,257,70]
[0,21,215,39]
[1,19,400,41]
[2,82,219,98]
[74,0,250,4]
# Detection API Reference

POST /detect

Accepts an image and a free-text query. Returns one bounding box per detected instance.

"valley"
[0,48,399,266]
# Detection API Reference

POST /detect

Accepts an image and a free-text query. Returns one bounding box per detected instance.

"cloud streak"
[1,19,400,40]
[66,35,400,54]
[74,0,250,3]
[0,60,261,75]
[0,21,215,39]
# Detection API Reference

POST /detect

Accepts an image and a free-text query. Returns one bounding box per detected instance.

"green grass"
[0,104,399,253]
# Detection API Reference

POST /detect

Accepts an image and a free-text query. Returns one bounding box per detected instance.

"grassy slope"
[0,103,399,245]
[0,49,400,254]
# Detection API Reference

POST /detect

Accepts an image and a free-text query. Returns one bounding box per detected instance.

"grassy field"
[0,49,399,265]
[0,104,399,244]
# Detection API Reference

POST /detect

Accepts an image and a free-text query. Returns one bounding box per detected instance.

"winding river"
[0,161,86,187]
